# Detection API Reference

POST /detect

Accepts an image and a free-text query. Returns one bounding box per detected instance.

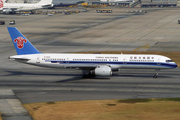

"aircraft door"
[157,58,161,65]
[66,58,69,63]
[36,56,40,63]
[123,58,127,64]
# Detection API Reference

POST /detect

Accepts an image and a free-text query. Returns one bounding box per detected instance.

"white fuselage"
[9,53,177,70]
[2,3,47,11]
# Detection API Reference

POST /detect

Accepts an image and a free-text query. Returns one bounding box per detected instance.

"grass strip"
[156,98,180,102]
[0,113,2,120]
[24,98,180,120]
[117,98,153,104]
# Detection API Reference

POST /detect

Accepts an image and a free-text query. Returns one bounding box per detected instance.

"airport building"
[91,0,178,7]
[96,0,177,7]
[89,0,133,6]
[141,0,177,7]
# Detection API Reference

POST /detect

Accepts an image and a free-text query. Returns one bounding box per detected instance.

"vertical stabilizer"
[0,0,4,9]
[7,27,41,55]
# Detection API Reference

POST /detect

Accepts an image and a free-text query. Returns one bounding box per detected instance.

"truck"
[96,9,112,13]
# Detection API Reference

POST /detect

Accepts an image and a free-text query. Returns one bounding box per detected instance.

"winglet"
[7,27,41,55]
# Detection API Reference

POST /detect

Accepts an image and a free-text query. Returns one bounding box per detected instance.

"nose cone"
[172,62,178,68]
[175,63,178,68]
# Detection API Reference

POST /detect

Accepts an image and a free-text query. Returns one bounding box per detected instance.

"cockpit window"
[166,60,173,62]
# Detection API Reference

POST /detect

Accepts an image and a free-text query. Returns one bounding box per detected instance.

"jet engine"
[92,65,112,76]
[3,9,14,14]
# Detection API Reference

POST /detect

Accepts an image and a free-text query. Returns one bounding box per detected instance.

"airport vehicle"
[0,0,53,14]
[83,8,89,12]
[178,20,180,24]
[47,11,54,16]
[21,11,30,16]
[9,20,15,25]
[64,10,71,15]
[64,11,71,15]
[71,10,80,13]
[7,27,177,78]
[127,10,147,13]
[22,13,29,16]
[0,20,5,25]
[96,9,112,13]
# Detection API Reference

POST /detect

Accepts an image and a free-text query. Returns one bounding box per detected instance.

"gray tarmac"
[1,7,180,119]
[1,67,180,104]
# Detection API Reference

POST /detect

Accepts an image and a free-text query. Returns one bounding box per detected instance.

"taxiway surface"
[0,67,180,103]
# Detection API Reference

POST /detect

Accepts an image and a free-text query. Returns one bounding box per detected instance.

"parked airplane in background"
[7,27,177,78]
[0,0,53,14]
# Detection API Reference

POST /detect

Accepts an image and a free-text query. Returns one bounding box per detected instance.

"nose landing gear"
[153,69,160,78]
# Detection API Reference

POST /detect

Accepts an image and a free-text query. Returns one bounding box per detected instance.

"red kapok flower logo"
[14,37,27,49]
[0,0,3,8]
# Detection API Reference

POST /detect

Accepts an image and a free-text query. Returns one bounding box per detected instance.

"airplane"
[0,0,53,14]
[7,27,177,78]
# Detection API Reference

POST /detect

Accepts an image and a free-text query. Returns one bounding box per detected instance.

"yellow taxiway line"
[133,44,150,51]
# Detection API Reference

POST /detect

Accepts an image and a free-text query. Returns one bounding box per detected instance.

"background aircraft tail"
[7,27,41,55]
[0,0,5,9]
[37,0,52,5]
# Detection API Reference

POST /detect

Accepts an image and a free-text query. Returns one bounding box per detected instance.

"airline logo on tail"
[0,0,3,8]
[14,37,27,49]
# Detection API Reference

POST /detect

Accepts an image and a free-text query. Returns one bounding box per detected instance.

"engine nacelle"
[3,8,14,14]
[93,65,112,76]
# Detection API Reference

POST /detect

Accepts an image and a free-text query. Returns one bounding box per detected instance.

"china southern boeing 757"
[8,27,177,78]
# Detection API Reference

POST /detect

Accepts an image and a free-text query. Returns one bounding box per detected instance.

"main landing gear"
[82,74,95,78]
[153,69,160,78]
[82,70,95,78]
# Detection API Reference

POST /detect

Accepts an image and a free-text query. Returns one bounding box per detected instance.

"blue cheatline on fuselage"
[48,60,177,68]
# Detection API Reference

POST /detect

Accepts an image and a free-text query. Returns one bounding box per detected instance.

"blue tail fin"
[7,27,41,55]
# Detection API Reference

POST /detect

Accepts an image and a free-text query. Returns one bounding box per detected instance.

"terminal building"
[141,0,177,7]
[90,0,178,7]
[89,0,134,7]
